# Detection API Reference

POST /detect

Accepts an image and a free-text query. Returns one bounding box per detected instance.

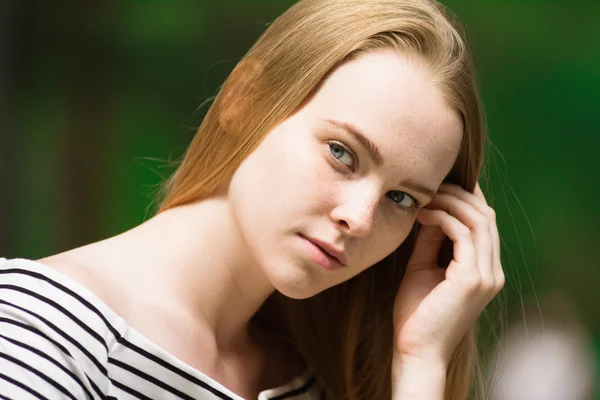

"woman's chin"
[269,268,325,300]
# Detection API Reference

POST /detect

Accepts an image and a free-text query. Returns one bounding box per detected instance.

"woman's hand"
[392,183,504,367]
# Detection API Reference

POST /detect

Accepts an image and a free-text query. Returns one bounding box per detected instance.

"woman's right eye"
[328,142,355,170]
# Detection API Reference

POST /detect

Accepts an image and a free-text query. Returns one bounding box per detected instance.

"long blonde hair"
[159,0,488,398]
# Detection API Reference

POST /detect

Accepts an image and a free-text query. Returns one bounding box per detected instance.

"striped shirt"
[0,258,327,400]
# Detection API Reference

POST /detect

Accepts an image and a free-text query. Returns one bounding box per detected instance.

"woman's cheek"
[380,220,412,256]
[309,158,343,208]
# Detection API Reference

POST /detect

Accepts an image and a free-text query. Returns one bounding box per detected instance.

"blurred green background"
[1,0,599,395]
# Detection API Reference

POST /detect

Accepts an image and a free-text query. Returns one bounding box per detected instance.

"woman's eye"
[387,190,416,209]
[329,143,355,168]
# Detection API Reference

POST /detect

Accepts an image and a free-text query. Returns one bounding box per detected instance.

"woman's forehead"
[303,51,463,176]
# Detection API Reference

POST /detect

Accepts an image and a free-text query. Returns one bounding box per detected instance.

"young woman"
[0,0,504,399]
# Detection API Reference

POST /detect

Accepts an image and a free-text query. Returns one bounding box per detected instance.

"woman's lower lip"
[298,234,344,271]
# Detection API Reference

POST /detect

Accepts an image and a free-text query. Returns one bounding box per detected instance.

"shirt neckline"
[1,257,315,399]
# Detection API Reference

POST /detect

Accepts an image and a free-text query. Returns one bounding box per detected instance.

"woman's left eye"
[387,190,417,210]
[327,142,418,211]
[328,143,355,168]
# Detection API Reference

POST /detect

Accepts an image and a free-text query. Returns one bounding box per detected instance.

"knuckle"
[456,224,471,238]
[485,206,496,220]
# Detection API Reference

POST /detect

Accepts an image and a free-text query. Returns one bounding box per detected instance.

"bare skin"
[39,50,465,398]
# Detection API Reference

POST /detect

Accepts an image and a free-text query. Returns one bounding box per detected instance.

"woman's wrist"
[391,355,448,400]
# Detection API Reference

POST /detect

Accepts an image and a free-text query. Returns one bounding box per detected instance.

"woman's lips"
[298,234,345,270]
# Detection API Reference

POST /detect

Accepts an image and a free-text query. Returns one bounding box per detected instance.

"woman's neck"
[60,197,276,350]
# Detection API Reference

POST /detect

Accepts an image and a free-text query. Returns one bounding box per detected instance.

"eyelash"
[326,141,422,212]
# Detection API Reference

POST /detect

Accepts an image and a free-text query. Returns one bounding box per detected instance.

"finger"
[472,183,500,271]
[427,193,494,281]
[438,183,489,212]
[406,222,446,270]
[472,183,503,287]
[473,183,486,202]
[438,184,502,283]
[416,209,477,276]
[439,183,499,255]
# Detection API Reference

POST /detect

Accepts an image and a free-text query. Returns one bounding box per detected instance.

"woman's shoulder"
[36,252,131,318]
[0,256,128,334]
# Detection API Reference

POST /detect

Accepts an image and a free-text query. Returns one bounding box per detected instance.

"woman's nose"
[329,190,379,237]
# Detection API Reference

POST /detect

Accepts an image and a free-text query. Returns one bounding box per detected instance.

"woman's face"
[227,51,463,299]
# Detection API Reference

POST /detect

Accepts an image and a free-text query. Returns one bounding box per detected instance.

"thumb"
[407,214,446,271]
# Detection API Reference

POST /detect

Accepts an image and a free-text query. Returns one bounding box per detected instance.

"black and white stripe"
[0,259,326,399]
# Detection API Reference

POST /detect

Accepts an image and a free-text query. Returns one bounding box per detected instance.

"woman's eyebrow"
[324,119,383,165]
[324,118,437,200]
[399,180,437,200]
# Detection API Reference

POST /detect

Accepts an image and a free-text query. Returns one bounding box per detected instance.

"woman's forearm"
[391,357,447,399]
